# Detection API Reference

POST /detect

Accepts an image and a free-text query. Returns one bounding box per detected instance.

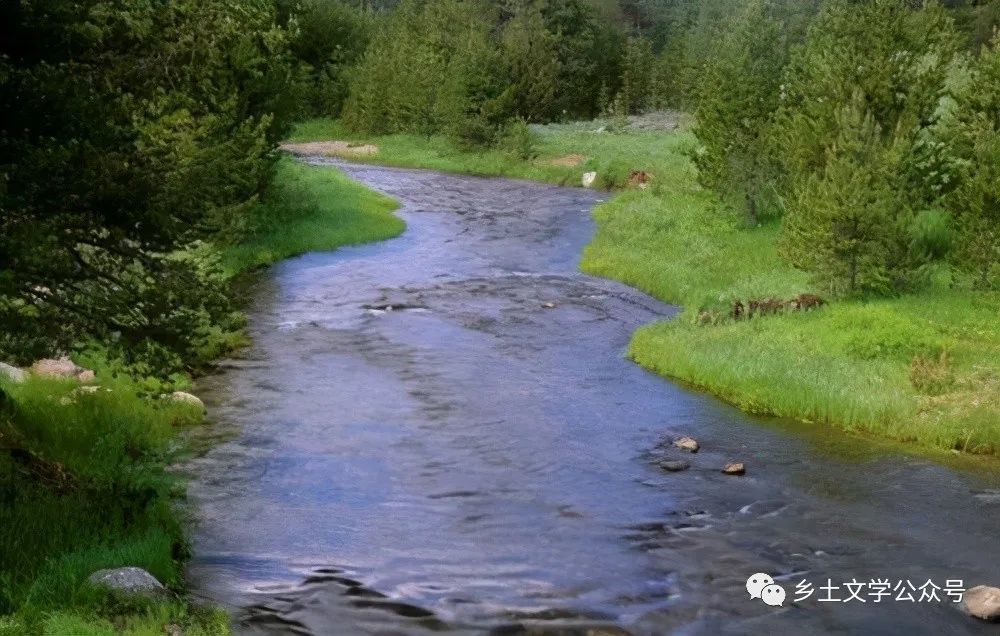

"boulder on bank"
[87,567,168,599]
[582,171,598,188]
[0,362,26,384]
[963,585,1000,622]
[31,357,95,383]
[168,391,206,413]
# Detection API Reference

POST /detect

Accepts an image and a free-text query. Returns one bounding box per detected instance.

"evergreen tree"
[776,0,961,293]
[617,35,656,114]
[941,34,1000,288]
[500,1,562,122]
[690,0,785,224]
[780,96,902,295]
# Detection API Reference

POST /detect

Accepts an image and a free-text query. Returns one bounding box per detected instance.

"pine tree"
[942,34,1000,289]
[690,0,785,224]
[780,96,901,295]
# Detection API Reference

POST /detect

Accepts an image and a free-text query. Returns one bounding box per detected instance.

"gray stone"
[723,462,746,476]
[582,171,598,188]
[87,567,168,599]
[659,460,691,472]
[673,436,700,453]
[0,362,26,384]
[963,585,1000,621]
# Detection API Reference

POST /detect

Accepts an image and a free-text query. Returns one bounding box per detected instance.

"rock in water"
[169,391,206,413]
[673,436,700,453]
[723,462,746,476]
[0,362,26,384]
[582,171,598,188]
[659,460,691,472]
[87,567,167,599]
[963,586,1000,621]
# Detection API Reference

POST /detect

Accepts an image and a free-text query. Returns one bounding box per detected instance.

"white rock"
[87,567,168,599]
[582,171,598,188]
[31,357,81,378]
[169,391,205,412]
[0,362,26,384]
[673,436,700,453]
[963,585,1000,622]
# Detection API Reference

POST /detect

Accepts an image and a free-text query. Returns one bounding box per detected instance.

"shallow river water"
[186,160,1000,635]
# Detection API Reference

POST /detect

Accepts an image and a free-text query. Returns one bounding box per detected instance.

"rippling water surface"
[186,160,1000,635]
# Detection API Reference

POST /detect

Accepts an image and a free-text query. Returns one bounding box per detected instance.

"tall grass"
[0,374,227,633]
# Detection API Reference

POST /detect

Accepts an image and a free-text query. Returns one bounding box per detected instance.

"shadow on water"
[182,160,1000,635]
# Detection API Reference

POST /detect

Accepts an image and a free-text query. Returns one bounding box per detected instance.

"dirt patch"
[280,141,379,159]
[548,154,587,167]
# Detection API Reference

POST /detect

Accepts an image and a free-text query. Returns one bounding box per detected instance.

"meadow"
[289,117,1000,459]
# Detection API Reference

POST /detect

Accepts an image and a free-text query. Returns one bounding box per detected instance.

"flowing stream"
[186,160,1000,635]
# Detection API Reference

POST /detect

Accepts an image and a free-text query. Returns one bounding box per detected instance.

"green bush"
[496,119,539,160]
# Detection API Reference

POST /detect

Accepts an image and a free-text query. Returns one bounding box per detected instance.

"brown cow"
[790,294,825,312]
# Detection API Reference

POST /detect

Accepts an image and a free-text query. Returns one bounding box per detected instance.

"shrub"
[496,119,539,160]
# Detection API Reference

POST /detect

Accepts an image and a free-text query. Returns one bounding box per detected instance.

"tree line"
[692,0,1000,295]
[2,0,998,376]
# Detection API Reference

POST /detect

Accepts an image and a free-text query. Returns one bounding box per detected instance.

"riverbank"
[0,159,404,635]
[286,117,1000,460]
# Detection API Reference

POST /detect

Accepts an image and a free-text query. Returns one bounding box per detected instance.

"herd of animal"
[697,293,825,325]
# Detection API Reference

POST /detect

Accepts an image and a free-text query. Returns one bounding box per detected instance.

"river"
[185,160,1000,635]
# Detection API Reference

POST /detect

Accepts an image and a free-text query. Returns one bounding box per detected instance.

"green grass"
[0,140,407,634]
[287,117,691,188]
[0,373,228,634]
[289,117,1000,460]
[219,156,404,276]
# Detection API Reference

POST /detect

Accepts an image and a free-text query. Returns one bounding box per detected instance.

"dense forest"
[2,0,1000,633]
[3,0,999,374]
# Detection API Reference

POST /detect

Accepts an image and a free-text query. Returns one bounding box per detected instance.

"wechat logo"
[747,573,786,607]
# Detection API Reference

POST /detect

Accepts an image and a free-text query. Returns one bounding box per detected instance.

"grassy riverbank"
[220,156,404,276]
[289,117,1000,459]
[0,158,404,634]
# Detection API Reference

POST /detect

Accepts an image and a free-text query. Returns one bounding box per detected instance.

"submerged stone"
[659,460,691,472]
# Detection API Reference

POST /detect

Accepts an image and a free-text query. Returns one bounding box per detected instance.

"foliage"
[774,0,962,295]
[0,374,206,619]
[283,0,376,116]
[616,36,656,114]
[0,0,301,368]
[938,34,1000,289]
[780,96,904,296]
[690,0,786,224]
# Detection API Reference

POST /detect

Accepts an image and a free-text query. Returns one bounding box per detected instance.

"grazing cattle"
[790,293,825,311]
[732,300,746,320]
[628,170,652,188]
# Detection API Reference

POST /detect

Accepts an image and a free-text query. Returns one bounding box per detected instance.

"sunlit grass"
[220,156,404,276]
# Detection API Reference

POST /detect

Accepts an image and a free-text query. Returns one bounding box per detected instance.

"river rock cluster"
[654,435,747,476]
